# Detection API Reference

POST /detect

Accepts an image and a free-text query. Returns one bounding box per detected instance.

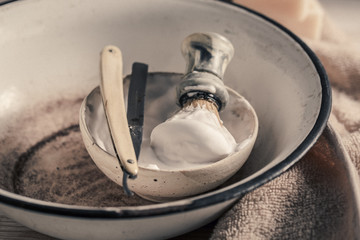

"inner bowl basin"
[79,73,259,202]
[0,0,331,239]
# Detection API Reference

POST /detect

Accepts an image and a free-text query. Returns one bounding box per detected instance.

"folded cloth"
[211,1,360,239]
[211,125,360,239]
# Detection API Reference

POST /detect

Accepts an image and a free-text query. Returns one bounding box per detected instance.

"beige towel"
[211,2,360,239]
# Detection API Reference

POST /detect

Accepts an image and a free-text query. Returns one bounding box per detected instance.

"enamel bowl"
[79,73,258,202]
[0,0,331,239]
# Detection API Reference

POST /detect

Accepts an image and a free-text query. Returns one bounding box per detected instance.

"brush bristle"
[183,99,222,124]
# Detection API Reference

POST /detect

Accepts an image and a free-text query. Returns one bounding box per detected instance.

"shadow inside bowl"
[0,96,153,206]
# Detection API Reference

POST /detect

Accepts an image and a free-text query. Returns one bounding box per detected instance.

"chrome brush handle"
[177,32,234,110]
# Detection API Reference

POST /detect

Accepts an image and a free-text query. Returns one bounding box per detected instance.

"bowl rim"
[0,0,331,219]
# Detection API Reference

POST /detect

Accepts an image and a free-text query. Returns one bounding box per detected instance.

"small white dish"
[79,73,258,202]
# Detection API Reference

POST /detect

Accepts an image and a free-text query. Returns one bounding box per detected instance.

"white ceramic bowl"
[79,73,259,202]
[0,0,331,239]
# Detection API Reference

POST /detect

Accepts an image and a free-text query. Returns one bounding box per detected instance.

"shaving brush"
[150,32,236,165]
[177,32,234,122]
